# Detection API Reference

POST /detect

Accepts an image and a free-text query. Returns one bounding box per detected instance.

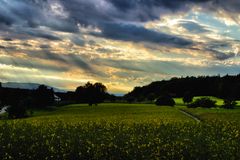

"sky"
[0,0,240,94]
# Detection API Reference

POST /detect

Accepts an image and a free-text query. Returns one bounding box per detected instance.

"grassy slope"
[178,97,240,122]
[1,96,239,123]
[182,107,240,122]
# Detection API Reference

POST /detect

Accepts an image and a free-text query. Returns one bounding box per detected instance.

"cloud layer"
[0,0,240,93]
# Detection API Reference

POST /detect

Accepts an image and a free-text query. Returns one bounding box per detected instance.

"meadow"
[0,100,240,159]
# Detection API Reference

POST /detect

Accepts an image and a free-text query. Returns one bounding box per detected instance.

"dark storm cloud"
[61,0,212,25]
[0,0,42,26]
[207,41,231,49]
[0,0,216,29]
[207,49,236,60]
[45,20,79,33]
[108,0,211,13]
[24,29,61,41]
[1,0,240,32]
[208,0,240,15]
[1,0,240,60]
[203,40,239,60]
[59,0,240,36]
[0,0,78,33]
[1,0,240,43]
[107,0,240,18]
[2,38,13,41]
[92,23,193,47]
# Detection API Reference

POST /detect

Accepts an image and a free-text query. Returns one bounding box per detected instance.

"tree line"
[0,82,112,118]
[1,74,240,118]
[124,74,240,102]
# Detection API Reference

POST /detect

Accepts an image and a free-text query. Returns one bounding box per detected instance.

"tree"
[147,93,156,101]
[155,95,175,106]
[183,92,194,104]
[75,86,87,103]
[6,99,28,119]
[93,83,107,105]
[0,82,2,110]
[75,82,107,106]
[33,85,54,108]
[5,96,36,119]
[124,75,240,101]
[188,97,216,108]
[222,99,237,109]
[105,93,117,102]
[126,96,135,104]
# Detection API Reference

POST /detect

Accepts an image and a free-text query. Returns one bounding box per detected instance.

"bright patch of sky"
[187,11,240,41]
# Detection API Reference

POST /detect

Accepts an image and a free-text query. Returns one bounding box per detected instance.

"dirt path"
[179,109,201,122]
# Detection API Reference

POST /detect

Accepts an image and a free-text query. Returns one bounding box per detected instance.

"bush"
[0,101,3,110]
[7,104,27,119]
[155,95,175,106]
[6,98,33,119]
[183,92,194,104]
[188,97,216,108]
[222,99,237,109]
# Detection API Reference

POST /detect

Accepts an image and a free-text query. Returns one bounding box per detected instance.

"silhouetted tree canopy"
[125,75,240,102]
[6,98,28,119]
[33,85,55,108]
[222,99,237,109]
[183,92,194,104]
[155,95,175,106]
[75,82,107,106]
[0,84,55,119]
[187,98,216,108]
[0,82,2,109]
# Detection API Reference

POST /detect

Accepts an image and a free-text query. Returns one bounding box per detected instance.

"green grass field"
[0,98,240,159]
[182,107,240,122]
[28,103,194,123]
[178,97,240,122]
